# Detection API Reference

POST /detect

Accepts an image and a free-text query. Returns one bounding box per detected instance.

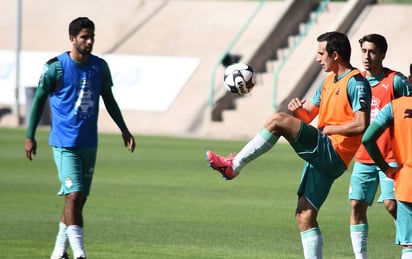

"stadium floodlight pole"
[15,0,22,125]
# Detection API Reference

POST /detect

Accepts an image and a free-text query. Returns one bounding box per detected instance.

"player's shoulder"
[90,54,109,68]
[352,71,367,83]
[349,72,369,89]
[45,53,67,69]
[42,56,61,77]
[46,57,59,65]
[91,54,106,63]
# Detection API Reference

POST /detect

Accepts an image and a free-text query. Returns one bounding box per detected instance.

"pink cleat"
[206,150,238,180]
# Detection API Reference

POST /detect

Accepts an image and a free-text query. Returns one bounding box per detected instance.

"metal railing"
[208,0,266,107]
[272,0,330,110]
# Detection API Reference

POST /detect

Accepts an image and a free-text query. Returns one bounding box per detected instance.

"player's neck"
[335,63,353,76]
[365,66,384,78]
[69,50,90,63]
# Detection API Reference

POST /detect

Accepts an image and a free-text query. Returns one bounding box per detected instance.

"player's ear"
[332,51,339,61]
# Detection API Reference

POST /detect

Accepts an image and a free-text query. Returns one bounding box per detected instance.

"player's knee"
[265,112,291,132]
[351,200,368,213]
[65,191,84,206]
[384,200,397,215]
[295,210,317,231]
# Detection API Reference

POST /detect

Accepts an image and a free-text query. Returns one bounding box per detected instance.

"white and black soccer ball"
[223,63,256,95]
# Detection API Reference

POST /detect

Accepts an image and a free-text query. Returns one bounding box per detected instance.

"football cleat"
[206,150,238,180]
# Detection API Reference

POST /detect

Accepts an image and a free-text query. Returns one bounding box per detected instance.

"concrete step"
[206,2,346,140]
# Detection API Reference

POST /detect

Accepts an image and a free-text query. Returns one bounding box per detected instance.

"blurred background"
[1,0,411,139]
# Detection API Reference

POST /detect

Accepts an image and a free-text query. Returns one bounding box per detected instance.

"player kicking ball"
[206,31,371,259]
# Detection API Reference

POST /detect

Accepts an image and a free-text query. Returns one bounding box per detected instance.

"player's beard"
[75,43,93,56]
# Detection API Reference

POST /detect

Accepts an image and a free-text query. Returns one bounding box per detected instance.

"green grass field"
[0,127,400,258]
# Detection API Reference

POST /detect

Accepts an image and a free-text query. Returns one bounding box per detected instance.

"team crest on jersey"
[75,78,95,119]
[404,109,412,119]
[370,97,381,121]
[65,177,73,188]
[335,87,340,96]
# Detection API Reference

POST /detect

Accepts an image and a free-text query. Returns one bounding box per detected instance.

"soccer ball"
[223,63,256,95]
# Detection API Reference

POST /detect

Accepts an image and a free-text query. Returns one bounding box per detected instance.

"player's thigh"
[298,162,335,210]
[293,124,345,177]
[53,147,84,194]
[377,161,396,202]
[53,147,96,196]
[264,112,303,142]
[78,147,97,196]
[290,121,318,154]
[349,162,379,205]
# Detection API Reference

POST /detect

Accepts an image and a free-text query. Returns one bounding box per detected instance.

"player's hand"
[122,131,135,153]
[385,166,400,180]
[288,98,306,112]
[25,138,37,161]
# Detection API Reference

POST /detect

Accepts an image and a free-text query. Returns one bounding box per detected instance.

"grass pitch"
[0,127,399,258]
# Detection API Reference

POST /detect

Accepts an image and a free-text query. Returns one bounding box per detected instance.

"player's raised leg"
[206,112,302,179]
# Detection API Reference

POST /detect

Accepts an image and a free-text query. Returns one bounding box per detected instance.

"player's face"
[71,28,95,56]
[360,41,384,73]
[316,41,336,73]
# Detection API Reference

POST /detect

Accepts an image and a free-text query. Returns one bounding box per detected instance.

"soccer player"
[362,93,412,259]
[349,34,411,259]
[25,17,136,259]
[206,31,371,258]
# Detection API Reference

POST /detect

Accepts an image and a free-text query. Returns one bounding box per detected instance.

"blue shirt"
[43,52,111,147]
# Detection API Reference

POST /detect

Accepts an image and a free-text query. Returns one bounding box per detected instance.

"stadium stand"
[1,0,411,140]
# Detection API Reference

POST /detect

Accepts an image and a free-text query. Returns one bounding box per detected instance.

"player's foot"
[206,150,238,180]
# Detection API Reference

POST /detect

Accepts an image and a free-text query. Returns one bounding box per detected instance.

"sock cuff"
[67,225,83,234]
[301,227,321,239]
[350,223,368,232]
[260,128,279,144]
[402,248,412,254]
[59,222,67,229]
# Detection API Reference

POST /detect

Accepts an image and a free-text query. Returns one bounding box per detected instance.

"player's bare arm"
[322,109,369,136]
[289,98,319,123]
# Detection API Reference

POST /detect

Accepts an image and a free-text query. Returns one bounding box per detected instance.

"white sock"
[350,223,368,259]
[402,248,412,259]
[233,128,279,172]
[51,222,69,258]
[301,227,323,259]
[67,225,86,258]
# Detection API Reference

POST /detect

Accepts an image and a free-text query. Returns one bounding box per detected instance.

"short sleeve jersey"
[355,68,411,163]
[39,52,113,148]
[311,68,371,167]
[374,97,412,202]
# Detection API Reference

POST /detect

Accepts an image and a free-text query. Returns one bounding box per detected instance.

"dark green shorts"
[292,122,346,210]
